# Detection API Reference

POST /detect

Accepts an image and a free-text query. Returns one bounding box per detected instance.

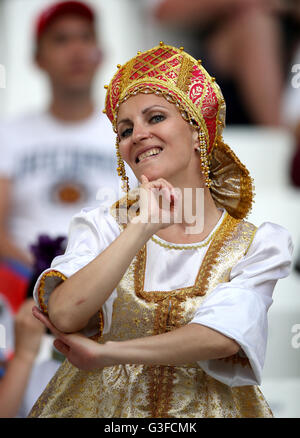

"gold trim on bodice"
[97,207,263,417]
[28,203,274,418]
[134,212,238,303]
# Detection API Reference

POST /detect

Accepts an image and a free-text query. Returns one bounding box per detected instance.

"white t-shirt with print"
[0,110,134,251]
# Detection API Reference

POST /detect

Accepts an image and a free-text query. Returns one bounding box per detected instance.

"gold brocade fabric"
[210,138,254,220]
[28,213,273,418]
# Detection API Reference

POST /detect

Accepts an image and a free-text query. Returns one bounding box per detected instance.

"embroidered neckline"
[134,212,240,303]
[150,210,226,250]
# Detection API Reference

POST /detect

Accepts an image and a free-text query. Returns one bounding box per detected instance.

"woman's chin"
[138,172,163,182]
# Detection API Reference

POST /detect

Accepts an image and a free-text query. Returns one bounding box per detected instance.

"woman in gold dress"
[29,43,292,418]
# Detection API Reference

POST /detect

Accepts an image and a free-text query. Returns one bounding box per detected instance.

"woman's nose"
[132,124,151,144]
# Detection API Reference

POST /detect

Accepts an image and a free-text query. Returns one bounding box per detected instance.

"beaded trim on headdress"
[103,42,254,220]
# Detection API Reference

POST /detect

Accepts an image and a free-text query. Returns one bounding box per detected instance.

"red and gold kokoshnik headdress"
[104,42,254,220]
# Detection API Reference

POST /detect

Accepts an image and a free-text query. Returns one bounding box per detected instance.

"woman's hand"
[132,175,181,232]
[32,306,111,371]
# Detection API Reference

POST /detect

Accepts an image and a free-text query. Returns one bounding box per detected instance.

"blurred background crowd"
[0,0,299,418]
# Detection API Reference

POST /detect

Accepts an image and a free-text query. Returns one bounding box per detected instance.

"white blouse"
[33,206,293,388]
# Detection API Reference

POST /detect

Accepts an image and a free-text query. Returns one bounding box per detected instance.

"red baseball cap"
[35,1,95,42]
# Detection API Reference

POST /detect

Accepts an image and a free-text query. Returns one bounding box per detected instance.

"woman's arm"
[0,300,45,418]
[0,178,33,267]
[33,307,239,370]
[48,219,156,333]
[48,176,177,333]
[105,323,240,366]
[154,0,273,25]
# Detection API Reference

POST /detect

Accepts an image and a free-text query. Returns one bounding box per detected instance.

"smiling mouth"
[135,147,163,164]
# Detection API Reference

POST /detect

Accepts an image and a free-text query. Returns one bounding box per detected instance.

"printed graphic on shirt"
[15,147,116,179]
[15,146,118,206]
[51,180,88,205]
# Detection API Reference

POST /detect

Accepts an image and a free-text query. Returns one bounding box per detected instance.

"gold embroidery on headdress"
[104,43,254,220]
[120,58,135,91]
[176,56,194,93]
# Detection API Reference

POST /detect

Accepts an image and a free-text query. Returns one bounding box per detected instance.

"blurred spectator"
[0,297,61,418]
[0,237,65,417]
[280,2,300,187]
[0,1,121,311]
[284,44,300,188]
[0,0,121,416]
[153,0,285,126]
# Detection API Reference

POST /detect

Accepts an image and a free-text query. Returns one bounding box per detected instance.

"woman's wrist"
[128,216,161,239]
[12,350,37,367]
[96,341,123,368]
[99,338,158,368]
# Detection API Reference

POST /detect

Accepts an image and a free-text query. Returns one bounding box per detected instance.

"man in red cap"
[0,1,121,417]
[36,1,94,39]
[34,1,100,121]
[0,0,120,282]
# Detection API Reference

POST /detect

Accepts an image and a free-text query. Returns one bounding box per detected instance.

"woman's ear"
[192,128,200,151]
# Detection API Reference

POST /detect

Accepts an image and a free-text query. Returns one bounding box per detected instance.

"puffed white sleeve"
[189,222,293,387]
[32,207,120,337]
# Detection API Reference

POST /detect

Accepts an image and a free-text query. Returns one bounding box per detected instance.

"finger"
[161,180,176,196]
[160,186,171,204]
[171,187,181,204]
[140,174,149,184]
[53,339,70,355]
[32,307,53,331]
[32,306,64,339]
[150,178,174,193]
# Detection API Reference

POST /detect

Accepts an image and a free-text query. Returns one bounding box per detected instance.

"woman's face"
[116,93,201,185]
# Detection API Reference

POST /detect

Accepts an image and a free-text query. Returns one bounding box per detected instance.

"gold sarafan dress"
[28,201,292,418]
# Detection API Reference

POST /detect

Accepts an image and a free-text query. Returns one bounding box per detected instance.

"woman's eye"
[150,114,165,124]
[120,127,132,138]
